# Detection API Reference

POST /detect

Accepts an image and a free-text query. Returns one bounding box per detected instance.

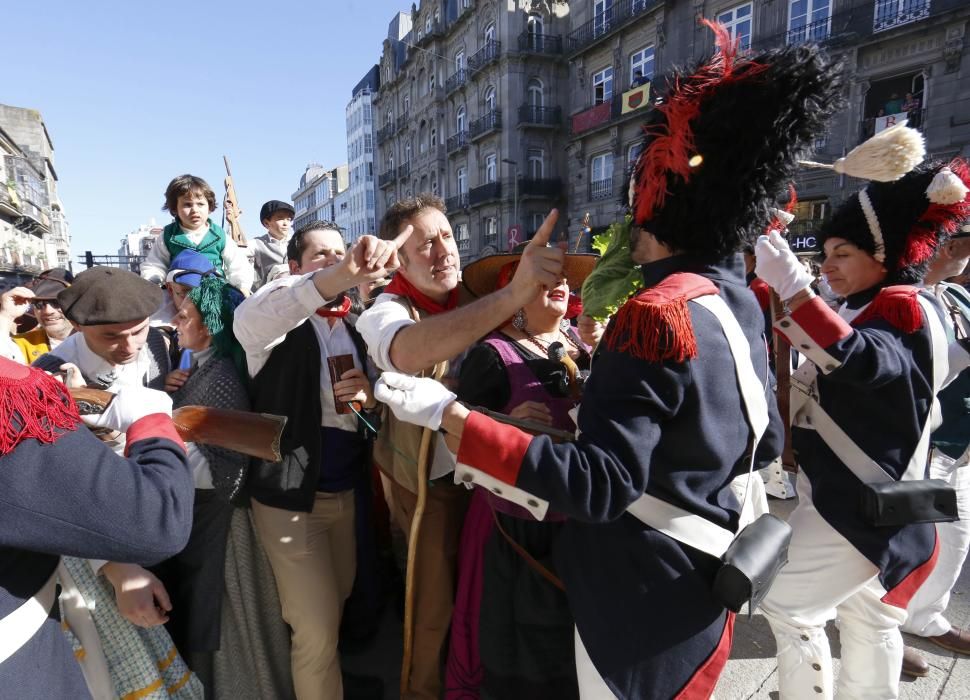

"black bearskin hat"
[818,159,970,284]
[628,22,843,260]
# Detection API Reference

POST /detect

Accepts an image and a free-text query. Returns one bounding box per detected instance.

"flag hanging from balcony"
[621,83,651,115]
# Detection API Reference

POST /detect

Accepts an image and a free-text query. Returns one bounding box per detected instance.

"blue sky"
[4,0,410,260]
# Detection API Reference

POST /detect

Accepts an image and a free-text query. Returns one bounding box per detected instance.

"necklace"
[518,326,579,356]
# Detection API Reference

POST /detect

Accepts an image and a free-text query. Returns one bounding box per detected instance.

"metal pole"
[513,163,519,232]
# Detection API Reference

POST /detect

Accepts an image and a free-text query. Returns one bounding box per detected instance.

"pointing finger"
[528,209,559,248]
[393,224,414,250]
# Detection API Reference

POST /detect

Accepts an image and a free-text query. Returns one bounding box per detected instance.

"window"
[627,142,644,170]
[527,78,544,107]
[405,140,412,163]
[788,0,831,43]
[874,0,930,32]
[456,223,470,251]
[630,45,655,85]
[484,22,496,44]
[484,216,498,243]
[430,70,436,92]
[418,69,426,96]
[426,16,432,33]
[717,3,753,50]
[528,148,545,179]
[485,153,497,183]
[456,105,467,132]
[404,94,410,114]
[455,50,465,70]
[590,153,614,199]
[419,122,428,153]
[484,86,497,112]
[593,67,613,105]
[594,0,614,37]
[526,14,544,50]
[431,176,439,195]
[431,124,438,147]
[457,166,467,193]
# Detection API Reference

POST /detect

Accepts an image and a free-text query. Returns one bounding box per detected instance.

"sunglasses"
[32,299,61,310]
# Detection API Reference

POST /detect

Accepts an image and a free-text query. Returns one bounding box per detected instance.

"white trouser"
[760,477,908,699]
[903,449,970,637]
[575,627,617,699]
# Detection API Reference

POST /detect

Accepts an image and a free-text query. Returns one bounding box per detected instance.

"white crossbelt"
[793,293,949,485]
[0,566,58,664]
[626,293,770,559]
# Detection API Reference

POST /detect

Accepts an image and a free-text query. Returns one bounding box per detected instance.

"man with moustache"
[233,221,405,700]
[13,269,75,363]
[356,193,565,699]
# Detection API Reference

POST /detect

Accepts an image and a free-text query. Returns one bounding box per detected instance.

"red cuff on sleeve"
[456,410,533,486]
[790,296,853,349]
[125,414,186,456]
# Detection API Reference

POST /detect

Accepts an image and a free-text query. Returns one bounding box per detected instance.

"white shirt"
[0,333,23,363]
[141,221,255,292]
[233,271,359,432]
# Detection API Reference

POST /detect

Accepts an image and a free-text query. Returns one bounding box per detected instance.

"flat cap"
[58,266,163,325]
[259,200,295,223]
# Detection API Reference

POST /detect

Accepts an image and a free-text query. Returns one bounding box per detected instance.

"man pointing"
[356,194,563,699]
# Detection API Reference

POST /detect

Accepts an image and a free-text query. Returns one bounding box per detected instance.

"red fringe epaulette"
[851,285,924,334]
[0,358,81,455]
[605,272,718,362]
[749,277,771,313]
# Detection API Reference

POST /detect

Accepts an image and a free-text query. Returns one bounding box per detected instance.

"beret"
[58,266,163,325]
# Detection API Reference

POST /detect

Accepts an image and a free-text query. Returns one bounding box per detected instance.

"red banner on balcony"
[572,101,612,134]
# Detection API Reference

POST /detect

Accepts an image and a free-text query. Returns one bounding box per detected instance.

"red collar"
[384,273,459,316]
[315,295,352,318]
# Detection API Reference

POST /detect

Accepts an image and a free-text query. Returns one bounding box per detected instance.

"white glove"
[754,231,814,301]
[82,386,173,433]
[374,371,457,431]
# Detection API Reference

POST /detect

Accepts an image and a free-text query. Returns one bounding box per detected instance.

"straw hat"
[461,243,598,298]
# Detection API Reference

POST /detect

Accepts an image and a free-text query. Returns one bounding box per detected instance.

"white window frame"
[484,86,497,113]
[717,3,754,50]
[592,67,614,105]
[787,0,832,44]
[630,45,655,83]
[527,148,545,179]
[485,153,497,183]
[455,50,465,71]
[527,78,544,107]
[456,222,470,251]
[594,0,614,37]
[591,152,614,184]
[457,166,468,194]
[484,216,498,241]
[627,141,645,169]
[484,22,496,44]
[456,105,467,132]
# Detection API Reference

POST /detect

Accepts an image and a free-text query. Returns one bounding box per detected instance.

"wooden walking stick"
[400,361,448,697]
[769,290,797,473]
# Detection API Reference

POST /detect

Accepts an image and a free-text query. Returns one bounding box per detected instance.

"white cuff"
[775,315,842,374]
[453,462,550,520]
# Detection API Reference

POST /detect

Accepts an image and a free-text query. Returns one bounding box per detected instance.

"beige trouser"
[252,491,356,700]
[389,478,470,700]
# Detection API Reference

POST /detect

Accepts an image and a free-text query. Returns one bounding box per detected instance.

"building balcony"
[376,124,395,144]
[469,109,502,141]
[571,100,613,135]
[446,68,468,94]
[589,177,614,201]
[446,193,470,212]
[469,181,502,207]
[518,104,562,127]
[482,232,498,249]
[518,177,563,199]
[396,112,410,133]
[418,21,444,44]
[567,0,660,57]
[379,170,396,188]
[468,40,501,75]
[517,32,563,55]
[786,16,832,44]
[859,108,926,143]
[874,0,931,32]
[397,162,411,180]
[447,131,470,153]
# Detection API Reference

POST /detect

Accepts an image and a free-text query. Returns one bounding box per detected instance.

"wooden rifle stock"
[223,155,248,246]
[769,291,797,473]
[70,388,285,462]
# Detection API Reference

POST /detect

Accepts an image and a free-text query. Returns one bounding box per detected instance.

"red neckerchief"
[315,295,352,318]
[384,273,459,316]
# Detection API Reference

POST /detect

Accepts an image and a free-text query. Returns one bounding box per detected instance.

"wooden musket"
[70,388,285,462]
[223,156,248,247]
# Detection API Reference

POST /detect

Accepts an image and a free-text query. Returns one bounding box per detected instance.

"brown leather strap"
[490,505,565,591]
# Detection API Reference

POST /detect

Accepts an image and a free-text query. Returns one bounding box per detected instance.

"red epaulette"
[0,357,81,455]
[604,272,719,362]
[851,285,924,334]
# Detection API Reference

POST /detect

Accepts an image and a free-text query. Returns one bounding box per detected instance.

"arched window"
[455,50,465,71]
[456,105,467,132]
[484,22,496,44]
[526,14,544,51]
[430,122,438,147]
[405,140,412,163]
[527,78,544,108]
[484,86,496,113]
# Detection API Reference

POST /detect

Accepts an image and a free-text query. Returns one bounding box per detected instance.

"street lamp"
[502,158,519,234]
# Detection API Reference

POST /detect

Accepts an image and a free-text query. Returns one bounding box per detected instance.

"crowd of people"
[3,26,970,700]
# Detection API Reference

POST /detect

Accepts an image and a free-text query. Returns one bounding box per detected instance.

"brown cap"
[58,267,163,325]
